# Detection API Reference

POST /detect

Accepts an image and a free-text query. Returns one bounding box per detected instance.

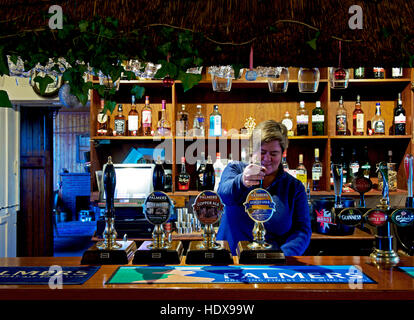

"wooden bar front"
[0,256,413,301]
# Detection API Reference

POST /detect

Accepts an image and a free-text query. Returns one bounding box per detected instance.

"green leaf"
[154,61,178,79]
[177,70,201,92]
[131,85,145,99]
[104,100,117,114]
[33,74,54,95]
[79,21,89,33]
[409,55,414,68]
[306,30,320,51]
[0,90,12,108]
[158,42,172,57]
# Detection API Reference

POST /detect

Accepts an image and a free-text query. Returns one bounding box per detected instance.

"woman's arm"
[217,162,251,206]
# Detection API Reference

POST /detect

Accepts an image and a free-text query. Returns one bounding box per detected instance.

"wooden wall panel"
[53,110,90,189]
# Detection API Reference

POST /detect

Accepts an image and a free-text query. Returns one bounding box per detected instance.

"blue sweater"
[216,161,312,256]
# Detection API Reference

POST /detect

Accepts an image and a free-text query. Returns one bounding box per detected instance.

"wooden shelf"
[330,135,412,139]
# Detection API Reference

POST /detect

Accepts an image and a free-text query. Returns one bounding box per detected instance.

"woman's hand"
[242,163,266,187]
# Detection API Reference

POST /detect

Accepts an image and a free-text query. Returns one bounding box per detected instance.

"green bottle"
[312,101,325,136]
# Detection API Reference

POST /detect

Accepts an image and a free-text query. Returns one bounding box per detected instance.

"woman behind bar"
[216,120,311,256]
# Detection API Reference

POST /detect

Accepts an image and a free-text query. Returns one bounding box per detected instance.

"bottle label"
[374,120,385,133]
[296,173,307,186]
[395,114,406,124]
[128,115,139,131]
[336,115,347,133]
[282,119,293,130]
[97,113,108,124]
[114,119,125,134]
[142,110,152,127]
[350,163,360,174]
[210,115,222,136]
[356,114,364,132]
[296,115,309,124]
[312,168,322,180]
[312,115,324,123]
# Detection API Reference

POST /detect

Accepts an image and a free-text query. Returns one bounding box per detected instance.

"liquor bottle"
[373,67,385,79]
[336,96,347,135]
[354,67,365,79]
[296,101,309,136]
[213,152,225,191]
[152,156,165,191]
[282,111,294,136]
[156,100,172,136]
[196,152,206,191]
[113,104,126,136]
[176,104,189,136]
[128,95,139,136]
[202,155,215,191]
[312,101,324,136]
[177,157,190,191]
[360,146,371,179]
[311,148,322,191]
[391,67,403,78]
[193,105,205,137]
[141,95,152,136]
[352,95,364,135]
[371,102,385,135]
[96,98,109,136]
[348,148,360,181]
[394,93,406,135]
[209,105,222,137]
[296,154,307,187]
[282,150,289,172]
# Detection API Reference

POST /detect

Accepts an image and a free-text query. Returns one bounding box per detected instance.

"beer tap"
[331,157,414,268]
[97,156,121,250]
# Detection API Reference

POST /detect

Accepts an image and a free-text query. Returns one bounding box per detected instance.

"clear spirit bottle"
[209,105,222,137]
[176,104,189,136]
[156,100,171,136]
[192,104,205,137]
[371,102,385,135]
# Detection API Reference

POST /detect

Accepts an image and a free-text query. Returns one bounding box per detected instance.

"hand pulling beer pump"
[331,155,414,268]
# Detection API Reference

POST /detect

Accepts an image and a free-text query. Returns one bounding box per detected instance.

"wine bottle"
[394,93,406,135]
[177,157,190,191]
[152,156,165,191]
[202,155,215,191]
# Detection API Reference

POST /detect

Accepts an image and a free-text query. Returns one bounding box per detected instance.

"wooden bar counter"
[1,256,414,301]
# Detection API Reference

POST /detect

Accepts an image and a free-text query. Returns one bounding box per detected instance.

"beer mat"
[106,265,376,284]
[0,266,100,285]
[398,267,414,279]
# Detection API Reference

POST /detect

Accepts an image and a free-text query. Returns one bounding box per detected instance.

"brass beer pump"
[81,156,136,264]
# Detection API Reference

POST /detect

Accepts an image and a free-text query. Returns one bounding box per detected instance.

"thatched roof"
[1,0,414,67]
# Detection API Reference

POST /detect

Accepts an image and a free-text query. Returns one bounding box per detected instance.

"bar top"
[0,256,414,301]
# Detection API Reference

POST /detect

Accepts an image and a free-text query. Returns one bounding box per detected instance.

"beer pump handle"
[331,163,343,208]
[404,154,413,206]
[103,156,116,218]
[377,162,389,206]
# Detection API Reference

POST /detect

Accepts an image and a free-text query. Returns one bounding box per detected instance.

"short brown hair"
[250,120,289,154]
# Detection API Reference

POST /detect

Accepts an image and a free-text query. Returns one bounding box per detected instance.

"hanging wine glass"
[266,67,289,93]
[329,41,349,89]
[298,67,320,93]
